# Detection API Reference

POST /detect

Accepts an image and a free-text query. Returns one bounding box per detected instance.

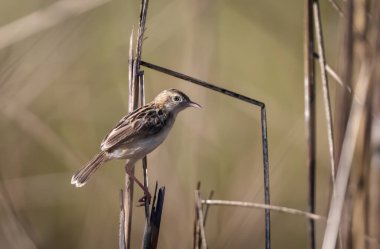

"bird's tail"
[71,151,109,187]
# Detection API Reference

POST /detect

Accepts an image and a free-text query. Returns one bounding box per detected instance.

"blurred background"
[0,0,343,248]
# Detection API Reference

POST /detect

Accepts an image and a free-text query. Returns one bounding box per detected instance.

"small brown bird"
[71,89,200,201]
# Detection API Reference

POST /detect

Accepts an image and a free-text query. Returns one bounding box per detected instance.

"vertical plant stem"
[334,1,354,247]
[322,62,373,249]
[135,0,149,70]
[304,1,316,248]
[119,190,126,249]
[203,190,214,226]
[261,106,271,249]
[139,71,150,220]
[369,81,380,245]
[195,190,207,249]
[313,0,336,183]
[335,0,354,165]
[124,1,150,247]
[352,92,372,249]
[124,29,137,249]
[193,182,201,249]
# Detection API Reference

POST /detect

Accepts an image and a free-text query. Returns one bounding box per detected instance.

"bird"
[71,88,201,202]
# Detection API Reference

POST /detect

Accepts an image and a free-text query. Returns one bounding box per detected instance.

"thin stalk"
[195,190,207,249]
[203,190,214,226]
[261,106,271,249]
[304,1,317,249]
[139,71,150,220]
[202,200,324,221]
[333,1,354,245]
[140,61,264,107]
[193,182,201,249]
[325,65,351,93]
[322,62,373,249]
[119,190,126,249]
[328,0,344,17]
[313,53,351,93]
[124,29,137,249]
[313,0,336,183]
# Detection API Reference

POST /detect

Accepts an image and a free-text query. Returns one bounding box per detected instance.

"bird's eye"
[173,96,181,102]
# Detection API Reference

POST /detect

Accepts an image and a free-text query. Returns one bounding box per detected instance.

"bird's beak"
[187,101,201,109]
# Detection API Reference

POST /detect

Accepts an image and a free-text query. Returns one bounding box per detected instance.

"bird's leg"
[125,165,151,205]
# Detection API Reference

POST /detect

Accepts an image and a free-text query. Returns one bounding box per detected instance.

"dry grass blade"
[314,53,351,93]
[313,0,336,183]
[322,61,373,249]
[332,1,354,246]
[328,0,344,17]
[325,65,351,93]
[202,200,324,221]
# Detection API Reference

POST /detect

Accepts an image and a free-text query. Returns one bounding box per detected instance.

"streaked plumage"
[71,89,200,196]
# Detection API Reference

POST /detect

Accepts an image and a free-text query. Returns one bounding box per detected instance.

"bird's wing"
[100,106,169,151]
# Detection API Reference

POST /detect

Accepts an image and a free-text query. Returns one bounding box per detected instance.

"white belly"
[109,122,173,162]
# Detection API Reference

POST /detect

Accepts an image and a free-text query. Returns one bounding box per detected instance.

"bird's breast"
[109,118,175,160]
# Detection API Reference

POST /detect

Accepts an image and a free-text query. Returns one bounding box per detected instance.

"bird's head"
[153,89,201,114]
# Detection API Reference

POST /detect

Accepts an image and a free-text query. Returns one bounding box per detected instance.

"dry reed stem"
[124,28,137,249]
[313,0,336,184]
[139,72,150,220]
[135,0,149,66]
[195,190,207,249]
[193,183,201,249]
[119,190,126,249]
[203,190,214,226]
[202,200,324,221]
[334,1,354,246]
[322,60,373,249]
[124,1,150,247]
[369,78,380,248]
[304,0,316,248]
[352,97,372,249]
